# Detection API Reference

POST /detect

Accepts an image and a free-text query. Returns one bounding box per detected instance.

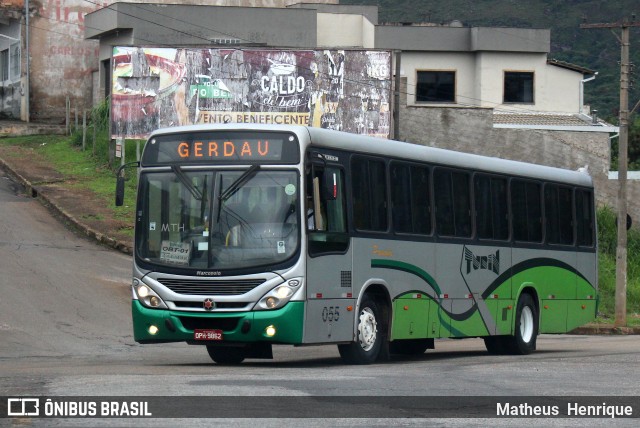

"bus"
[116,124,598,364]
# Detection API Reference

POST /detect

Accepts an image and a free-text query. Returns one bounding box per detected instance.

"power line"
[18,1,589,117]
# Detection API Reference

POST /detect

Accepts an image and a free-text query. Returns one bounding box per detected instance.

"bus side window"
[434,168,471,238]
[545,184,574,245]
[475,174,508,241]
[351,156,387,232]
[511,179,542,243]
[391,162,431,235]
[307,165,348,255]
[575,189,594,247]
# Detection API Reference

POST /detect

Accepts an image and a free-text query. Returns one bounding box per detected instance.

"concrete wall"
[470,27,549,53]
[26,0,105,121]
[401,52,477,107]
[376,26,549,53]
[317,13,374,48]
[9,0,337,122]
[400,50,583,113]
[476,52,582,112]
[396,77,640,220]
[120,1,338,6]
[85,4,317,51]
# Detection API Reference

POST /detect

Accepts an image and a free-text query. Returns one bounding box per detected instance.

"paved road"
[1,169,639,426]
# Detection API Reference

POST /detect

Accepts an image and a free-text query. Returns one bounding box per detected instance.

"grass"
[595,205,640,324]
[0,134,138,237]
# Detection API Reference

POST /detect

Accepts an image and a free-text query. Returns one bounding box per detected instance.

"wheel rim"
[357,307,378,352]
[519,306,534,343]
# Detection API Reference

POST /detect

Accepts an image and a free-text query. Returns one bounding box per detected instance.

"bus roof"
[147,124,593,188]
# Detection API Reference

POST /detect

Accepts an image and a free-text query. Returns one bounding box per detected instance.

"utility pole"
[581,18,640,326]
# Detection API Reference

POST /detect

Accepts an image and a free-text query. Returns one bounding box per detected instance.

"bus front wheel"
[206,345,245,365]
[338,295,382,364]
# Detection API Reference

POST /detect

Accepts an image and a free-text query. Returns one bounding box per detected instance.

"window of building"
[390,162,431,235]
[434,168,471,237]
[416,70,455,103]
[0,49,9,82]
[10,43,20,81]
[352,156,388,232]
[504,71,534,103]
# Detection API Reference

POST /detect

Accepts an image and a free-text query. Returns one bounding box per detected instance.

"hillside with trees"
[342,0,640,166]
[343,0,638,117]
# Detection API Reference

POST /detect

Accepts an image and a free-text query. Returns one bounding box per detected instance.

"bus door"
[303,160,354,343]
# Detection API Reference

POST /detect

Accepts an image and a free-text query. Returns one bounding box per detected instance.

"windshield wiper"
[171,165,203,200]
[219,164,261,203]
[216,164,260,223]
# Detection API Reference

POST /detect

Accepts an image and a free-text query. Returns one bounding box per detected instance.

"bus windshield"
[136,169,299,271]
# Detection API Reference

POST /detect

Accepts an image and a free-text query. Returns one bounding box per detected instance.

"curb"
[0,156,133,255]
[570,324,640,335]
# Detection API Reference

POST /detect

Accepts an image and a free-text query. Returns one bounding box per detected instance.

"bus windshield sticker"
[277,241,286,254]
[160,241,191,265]
[285,184,296,196]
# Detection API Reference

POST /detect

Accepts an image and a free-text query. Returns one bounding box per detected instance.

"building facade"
[0,0,340,122]
[2,1,634,219]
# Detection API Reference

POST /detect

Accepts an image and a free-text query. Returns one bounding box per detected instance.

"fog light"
[265,325,276,337]
[265,297,278,309]
[148,325,159,335]
[149,296,160,307]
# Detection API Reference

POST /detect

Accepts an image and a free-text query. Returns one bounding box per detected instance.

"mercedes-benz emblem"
[203,298,215,311]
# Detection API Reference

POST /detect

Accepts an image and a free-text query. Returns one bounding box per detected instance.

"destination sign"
[141,131,300,166]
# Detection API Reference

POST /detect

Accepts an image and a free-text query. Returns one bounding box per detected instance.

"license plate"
[194,329,223,341]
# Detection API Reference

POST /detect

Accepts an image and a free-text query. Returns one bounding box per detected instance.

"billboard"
[110,47,392,139]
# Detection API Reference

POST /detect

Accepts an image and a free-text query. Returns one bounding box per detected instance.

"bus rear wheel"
[505,293,538,355]
[484,293,538,355]
[206,345,246,365]
[338,295,382,364]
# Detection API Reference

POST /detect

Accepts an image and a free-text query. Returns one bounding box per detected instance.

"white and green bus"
[117,124,597,364]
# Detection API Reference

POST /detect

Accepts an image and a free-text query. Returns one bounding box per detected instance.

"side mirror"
[115,175,125,206]
[114,161,140,206]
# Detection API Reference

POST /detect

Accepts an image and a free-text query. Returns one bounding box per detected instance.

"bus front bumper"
[132,300,304,345]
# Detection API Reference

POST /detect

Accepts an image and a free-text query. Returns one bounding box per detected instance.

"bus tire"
[338,295,382,364]
[505,293,538,355]
[483,336,509,355]
[206,346,245,365]
[389,339,432,355]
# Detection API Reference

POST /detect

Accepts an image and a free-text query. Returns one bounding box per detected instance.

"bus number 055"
[322,306,340,322]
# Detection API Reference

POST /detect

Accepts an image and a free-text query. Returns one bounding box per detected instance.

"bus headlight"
[133,282,168,309]
[254,278,303,310]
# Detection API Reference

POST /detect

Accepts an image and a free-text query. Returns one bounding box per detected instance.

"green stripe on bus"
[372,259,467,337]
